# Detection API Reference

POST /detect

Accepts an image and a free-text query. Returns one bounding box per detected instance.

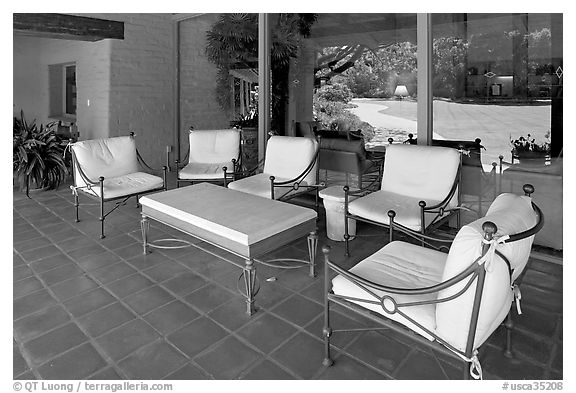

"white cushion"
[332,241,447,340]
[348,190,445,232]
[435,193,538,352]
[79,172,164,200]
[228,173,307,200]
[139,183,317,247]
[381,144,460,208]
[179,162,233,180]
[71,136,139,188]
[188,129,240,164]
[264,136,318,185]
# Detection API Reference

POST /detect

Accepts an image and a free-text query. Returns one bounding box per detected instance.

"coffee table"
[139,183,318,315]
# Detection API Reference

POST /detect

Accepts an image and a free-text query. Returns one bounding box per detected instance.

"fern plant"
[13,110,68,196]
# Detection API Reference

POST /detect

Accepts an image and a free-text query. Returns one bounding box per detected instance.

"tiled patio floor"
[13,178,563,380]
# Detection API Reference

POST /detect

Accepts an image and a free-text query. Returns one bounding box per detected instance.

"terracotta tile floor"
[13,178,563,380]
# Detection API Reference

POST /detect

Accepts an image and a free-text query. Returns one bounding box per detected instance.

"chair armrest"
[271,148,320,187]
[323,246,481,300]
[136,149,165,174]
[240,157,266,177]
[386,209,455,251]
[419,160,462,212]
[343,181,378,199]
[134,148,167,190]
[70,149,100,187]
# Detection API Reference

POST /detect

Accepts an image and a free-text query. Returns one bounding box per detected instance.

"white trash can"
[319,186,358,242]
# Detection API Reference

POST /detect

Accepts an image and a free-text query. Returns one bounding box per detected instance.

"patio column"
[416,13,433,146]
[258,13,272,162]
[173,19,181,163]
[550,13,563,158]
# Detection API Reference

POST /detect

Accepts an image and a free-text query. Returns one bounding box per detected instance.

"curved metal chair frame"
[174,130,242,188]
[404,136,500,218]
[226,146,322,213]
[343,150,464,256]
[69,133,167,239]
[322,185,544,379]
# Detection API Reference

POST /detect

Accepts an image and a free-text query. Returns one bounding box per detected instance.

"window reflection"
[431,13,562,167]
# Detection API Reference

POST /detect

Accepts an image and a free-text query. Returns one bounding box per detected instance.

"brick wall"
[178,13,231,160]
[13,13,229,169]
[105,13,175,169]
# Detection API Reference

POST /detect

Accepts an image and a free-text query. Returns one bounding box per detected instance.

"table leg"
[307,231,318,277]
[140,215,149,255]
[244,259,257,316]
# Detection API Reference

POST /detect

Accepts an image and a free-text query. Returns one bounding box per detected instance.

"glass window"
[431,13,562,166]
[305,13,418,149]
[64,64,77,116]
[49,62,77,119]
[431,13,563,241]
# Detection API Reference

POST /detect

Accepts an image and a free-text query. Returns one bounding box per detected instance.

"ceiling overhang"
[13,13,124,42]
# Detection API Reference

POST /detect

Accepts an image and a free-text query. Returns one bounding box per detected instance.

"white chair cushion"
[140,183,317,247]
[435,193,538,352]
[332,241,448,340]
[381,144,460,208]
[228,173,307,200]
[179,162,233,180]
[71,136,139,188]
[264,136,318,185]
[78,172,164,200]
[348,190,445,232]
[188,129,240,164]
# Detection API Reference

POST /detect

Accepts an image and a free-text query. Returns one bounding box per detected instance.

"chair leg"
[322,248,334,367]
[99,177,106,239]
[344,225,350,257]
[136,195,140,208]
[344,188,351,257]
[74,192,80,222]
[503,312,514,358]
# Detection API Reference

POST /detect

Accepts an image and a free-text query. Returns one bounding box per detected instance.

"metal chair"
[69,133,167,238]
[227,135,321,212]
[322,184,544,379]
[175,128,241,187]
[344,144,463,256]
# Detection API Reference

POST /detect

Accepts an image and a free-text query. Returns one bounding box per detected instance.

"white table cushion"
[79,172,164,199]
[348,190,443,232]
[332,241,447,340]
[228,173,307,200]
[264,136,318,185]
[381,144,460,207]
[71,136,139,187]
[139,183,316,246]
[188,129,240,164]
[179,162,234,180]
[435,193,538,352]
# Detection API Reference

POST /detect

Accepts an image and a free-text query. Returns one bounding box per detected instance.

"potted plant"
[13,110,68,196]
[511,132,551,164]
